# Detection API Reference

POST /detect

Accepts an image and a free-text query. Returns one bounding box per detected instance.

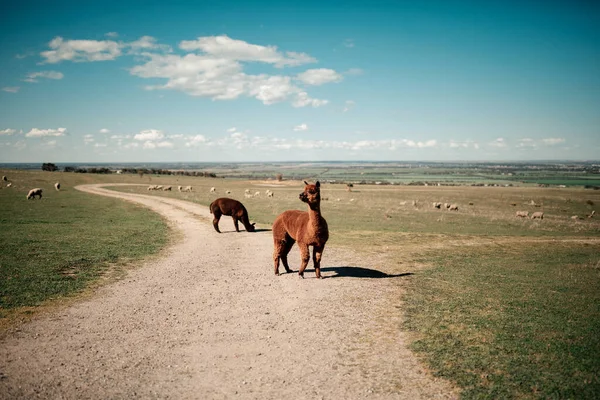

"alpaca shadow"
[306,266,414,279]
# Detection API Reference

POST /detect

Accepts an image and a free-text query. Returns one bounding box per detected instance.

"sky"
[0,0,599,163]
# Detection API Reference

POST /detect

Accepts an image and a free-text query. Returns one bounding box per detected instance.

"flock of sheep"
[147,185,193,192]
[4,172,595,224]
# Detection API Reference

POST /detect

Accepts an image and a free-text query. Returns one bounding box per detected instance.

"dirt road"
[0,184,456,399]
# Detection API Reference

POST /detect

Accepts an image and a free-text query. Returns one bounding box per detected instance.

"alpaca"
[209,198,256,233]
[272,181,329,279]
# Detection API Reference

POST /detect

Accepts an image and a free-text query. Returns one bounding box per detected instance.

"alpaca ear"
[316,181,320,188]
[304,181,309,185]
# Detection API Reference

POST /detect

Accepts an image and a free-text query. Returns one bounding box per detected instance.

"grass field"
[0,170,168,323]
[2,168,599,398]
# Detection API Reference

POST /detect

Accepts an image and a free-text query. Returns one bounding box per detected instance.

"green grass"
[402,242,600,399]
[0,174,168,313]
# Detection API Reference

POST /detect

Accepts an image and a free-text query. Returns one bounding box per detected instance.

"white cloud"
[293,123,308,131]
[449,140,479,149]
[99,128,110,134]
[227,127,237,133]
[126,36,171,54]
[25,127,67,137]
[0,129,17,135]
[489,137,507,148]
[343,39,355,48]
[84,134,95,144]
[542,137,565,145]
[41,36,121,63]
[24,71,64,83]
[179,35,316,68]
[44,140,57,148]
[130,36,329,107]
[185,134,208,147]
[134,129,165,141]
[296,68,342,86]
[292,92,329,108]
[344,68,364,76]
[517,138,536,148]
[343,100,355,113]
[105,32,119,38]
[94,143,107,148]
[2,87,20,93]
[143,140,174,149]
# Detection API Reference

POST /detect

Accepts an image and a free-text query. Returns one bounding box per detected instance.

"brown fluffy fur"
[209,198,256,233]
[272,181,329,278]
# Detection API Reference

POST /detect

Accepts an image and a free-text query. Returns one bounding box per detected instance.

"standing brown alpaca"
[272,181,329,278]
[209,198,256,233]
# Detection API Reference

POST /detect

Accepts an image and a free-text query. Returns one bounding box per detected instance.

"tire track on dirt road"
[0,184,457,399]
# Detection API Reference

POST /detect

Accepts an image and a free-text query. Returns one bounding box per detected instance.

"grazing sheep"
[245,189,251,195]
[510,203,517,206]
[588,210,595,219]
[571,215,580,220]
[155,185,163,190]
[210,187,216,193]
[531,212,544,220]
[54,182,60,191]
[209,198,256,233]
[178,186,183,192]
[225,190,231,195]
[2,176,7,181]
[6,183,12,188]
[244,193,253,198]
[254,191,260,197]
[266,190,274,197]
[273,181,328,278]
[163,186,172,191]
[27,188,43,200]
[433,202,442,209]
[412,200,418,207]
[516,211,529,218]
[444,203,450,209]
[183,186,192,192]
[448,204,459,211]
[468,202,474,206]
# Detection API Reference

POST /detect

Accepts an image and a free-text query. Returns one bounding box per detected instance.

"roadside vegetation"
[2,167,599,397]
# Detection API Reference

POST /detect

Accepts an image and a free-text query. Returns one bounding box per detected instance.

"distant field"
[2,167,599,397]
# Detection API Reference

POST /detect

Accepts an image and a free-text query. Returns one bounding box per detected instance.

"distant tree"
[276,173,283,181]
[64,166,76,172]
[42,163,58,172]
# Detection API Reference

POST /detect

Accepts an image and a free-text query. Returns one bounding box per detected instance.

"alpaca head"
[300,181,321,206]
[247,222,256,232]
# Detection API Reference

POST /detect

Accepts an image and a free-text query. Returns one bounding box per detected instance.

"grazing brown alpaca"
[272,181,329,278]
[209,198,256,233]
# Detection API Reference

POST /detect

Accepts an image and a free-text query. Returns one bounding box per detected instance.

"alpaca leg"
[273,240,285,275]
[297,244,310,278]
[233,217,240,232]
[313,245,325,279]
[212,210,222,233]
[280,236,295,273]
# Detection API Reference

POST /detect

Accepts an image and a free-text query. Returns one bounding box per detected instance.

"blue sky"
[1,0,599,162]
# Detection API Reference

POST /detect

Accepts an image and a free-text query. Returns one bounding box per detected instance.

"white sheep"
[2,175,7,181]
[433,202,442,209]
[54,182,60,191]
[244,193,253,198]
[178,186,183,192]
[531,212,544,220]
[27,188,43,200]
[210,187,216,193]
[183,186,192,192]
[448,204,459,211]
[6,183,12,188]
[516,211,529,218]
[155,185,163,190]
[245,189,251,195]
[267,191,274,197]
[225,190,231,195]
[571,215,580,220]
[588,210,595,219]
[254,191,260,197]
[163,186,172,191]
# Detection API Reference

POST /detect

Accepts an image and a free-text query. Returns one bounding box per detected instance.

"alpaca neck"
[307,202,323,226]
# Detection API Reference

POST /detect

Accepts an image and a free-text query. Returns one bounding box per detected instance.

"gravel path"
[0,184,457,399]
